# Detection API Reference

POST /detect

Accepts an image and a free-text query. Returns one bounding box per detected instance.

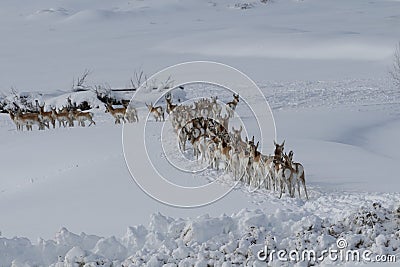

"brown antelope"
[105,103,126,124]
[211,96,222,118]
[15,110,47,131]
[272,140,287,195]
[231,125,247,151]
[275,157,293,199]
[126,106,139,123]
[249,140,264,188]
[145,102,164,122]
[8,110,21,130]
[285,151,309,200]
[165,93,177,114]
[39,104,55,128]
[246,140,282,192]
[217,139,232,171]
[226,93,239,118]
[216,114,229,133]
[190,132,207,162]
[273,140,285,163]
[238,137,264,189]
[229,147,241,180]
[51,107,73,127]
[236,136,254,184]
[178,125,192,152]
[69,110,95,127]
[261,155,275,191]
[205,135,220,169]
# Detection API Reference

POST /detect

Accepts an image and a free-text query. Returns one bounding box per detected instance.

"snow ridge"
[1,194,399,266]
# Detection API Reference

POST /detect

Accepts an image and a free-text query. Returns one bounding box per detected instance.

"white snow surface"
[0,0,399,90]
[1,80,399,266]
[1,0,400,266]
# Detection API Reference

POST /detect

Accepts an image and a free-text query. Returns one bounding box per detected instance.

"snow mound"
[63,9,129,23]
[1,201,399,266]
[27,7,70,20]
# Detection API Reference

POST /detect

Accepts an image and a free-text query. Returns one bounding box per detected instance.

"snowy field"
[1,0,400,266]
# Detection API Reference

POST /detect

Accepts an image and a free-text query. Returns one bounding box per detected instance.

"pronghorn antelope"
[105,103,126,124]
[216,114,229,133]
[205,135,220,169]
[190,132,207,162]
[238,141,252,184]
[231,125,242,142]
[284,151,309,200]
[270,140,286,194]
[39,104,56,128]
[273,140,285,163]
[178,125,191,152]
[146,102,164,122]
[248,139,265,188]
[237,136,266,189]
[199,98,213,117]
[15,110,47,131]
[51,107,73,127]
[211,96,222,118]
[178,118,204,152]
[8,110,21,130]
[216,139,232,171]
[260,154,275,191]
[231,125,247,151]
[69,110,96,127]
[226,93,239,118]
[165,93,177,114]
[125,106,139,123]
[275,157,293,199]
[229,147,241,180]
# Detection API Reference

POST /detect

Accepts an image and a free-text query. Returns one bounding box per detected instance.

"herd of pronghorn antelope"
[165,92,309,200]
[7,103,96,131]
[5,91,308,199]
[6,99,139,131]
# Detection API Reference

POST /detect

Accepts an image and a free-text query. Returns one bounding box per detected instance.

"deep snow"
[1,79,399,266]
[1,0,400,266]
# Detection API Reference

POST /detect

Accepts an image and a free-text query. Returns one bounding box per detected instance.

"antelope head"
[104,103,111,113]
[145,102,153,111]
[232,125,243,141]
[165,92,172,102]
[288,150,294,161]
[283,153,292,168]
[7,109,15,119]
[274,140,285,158]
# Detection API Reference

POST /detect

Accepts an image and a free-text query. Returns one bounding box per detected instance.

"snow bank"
[1,201,398,266]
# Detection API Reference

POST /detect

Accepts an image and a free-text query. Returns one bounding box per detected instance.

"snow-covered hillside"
[1,80,399,266]
[1,0,400,266]
[1,0,399,91]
